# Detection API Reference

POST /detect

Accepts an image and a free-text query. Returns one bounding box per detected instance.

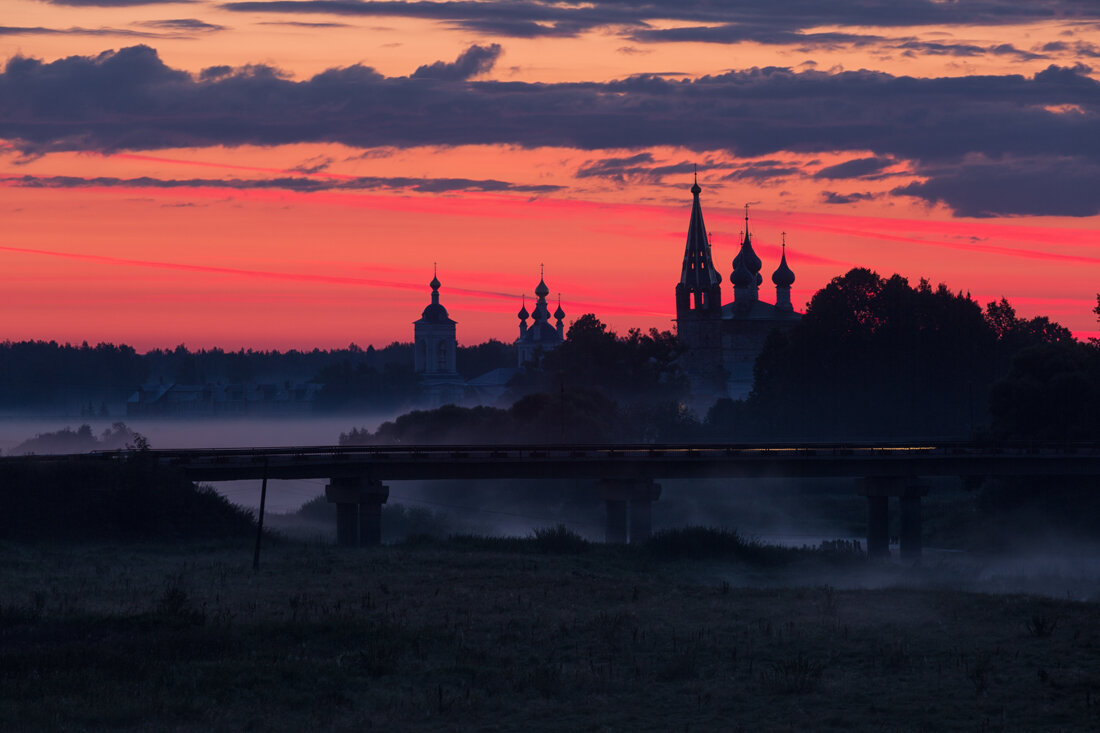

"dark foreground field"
[2,538,1098,732]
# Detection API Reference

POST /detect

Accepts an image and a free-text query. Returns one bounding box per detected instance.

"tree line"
[344,270,1100,444]
[0,339,516,413]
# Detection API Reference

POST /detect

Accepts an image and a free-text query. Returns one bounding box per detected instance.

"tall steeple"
[675,173,722,321]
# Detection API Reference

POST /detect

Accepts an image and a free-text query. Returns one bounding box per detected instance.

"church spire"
[676,175,722,319]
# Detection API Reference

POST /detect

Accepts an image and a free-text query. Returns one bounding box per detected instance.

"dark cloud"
[288,155,334,174]
[631,26,886,48]
[217,0,1100,44]
[575,153,655,178]
[1042,40,1100,58]
[255,20,351,27]
[411,43,501,80]
[892,157,1100,217]
[822,191,875,204]
[576,154,706,184]
[722,162,801,181]
[895,40,1046,61]
[4,46,1100,215]
[2,173,563,194]
[0,25,166,37]
[136,19,227,32]
[814,156,894,179]
[43,0,194,5]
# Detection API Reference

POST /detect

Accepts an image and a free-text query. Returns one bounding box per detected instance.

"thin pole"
[252,457,269,571]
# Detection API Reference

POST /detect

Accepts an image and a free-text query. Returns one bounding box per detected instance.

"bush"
[0,457,255,541]
[645,526,794,565]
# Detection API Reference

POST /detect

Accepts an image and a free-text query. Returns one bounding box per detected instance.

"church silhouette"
[414,177,802,406]
[675,177,801,401]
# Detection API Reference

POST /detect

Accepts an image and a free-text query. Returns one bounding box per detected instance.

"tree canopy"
[723,269,1076,440]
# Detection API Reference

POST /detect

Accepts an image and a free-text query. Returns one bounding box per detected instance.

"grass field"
[2,534,1099,731]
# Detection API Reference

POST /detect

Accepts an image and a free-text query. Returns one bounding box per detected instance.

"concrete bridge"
[88,441,1100,558]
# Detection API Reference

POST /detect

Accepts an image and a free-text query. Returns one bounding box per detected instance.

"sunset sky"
[3,0,1100,349]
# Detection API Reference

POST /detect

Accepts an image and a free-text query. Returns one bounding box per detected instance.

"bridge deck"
[64,442,1100,482]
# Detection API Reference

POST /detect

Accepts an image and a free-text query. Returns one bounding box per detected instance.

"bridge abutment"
[326,477,389,547]
[857,477,928,560]
[600,479,661,544]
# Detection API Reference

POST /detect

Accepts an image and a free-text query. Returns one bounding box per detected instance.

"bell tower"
[674,174,725,395]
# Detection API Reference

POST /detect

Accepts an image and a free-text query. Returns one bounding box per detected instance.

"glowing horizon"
[3,2,1099,350]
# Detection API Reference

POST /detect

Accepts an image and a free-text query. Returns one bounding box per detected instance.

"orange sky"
[2,1,1099,348]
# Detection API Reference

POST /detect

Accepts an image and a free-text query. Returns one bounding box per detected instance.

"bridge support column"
[335,503,359,548]
[325,476,389,547]
[605,500,628,544]
[866,495,890,559]
[630,498,653,544]
[899,494,923,561]
[857,477,928,560]
[600,479,661,544]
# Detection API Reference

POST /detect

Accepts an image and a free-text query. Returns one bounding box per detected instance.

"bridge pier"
[599,479,661,544]
[605,500,628,544]
[326,477,389,547]
[866,494,890,559]
[899,495,923,560]
[857,477,928,560]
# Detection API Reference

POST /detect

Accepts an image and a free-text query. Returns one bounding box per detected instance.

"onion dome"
[518,295,529,320]
[535,277,550,298]
[554,296,565,321]
[772,237,795,287]
[418,265,452,323]
[738,205,763,274]
[732,262,754,288]
[740,232,763,275]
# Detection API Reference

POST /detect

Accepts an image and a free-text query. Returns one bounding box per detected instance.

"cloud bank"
[2,45,1099,216]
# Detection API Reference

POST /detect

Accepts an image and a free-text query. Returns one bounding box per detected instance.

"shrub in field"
[645,526,795,565]
[532,524,588,554]
[0,457,254,541]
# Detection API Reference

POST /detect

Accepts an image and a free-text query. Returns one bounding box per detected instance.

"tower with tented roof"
[674,174,727,397]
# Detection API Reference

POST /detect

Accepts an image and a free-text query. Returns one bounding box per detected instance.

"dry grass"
[1,539,1099,731]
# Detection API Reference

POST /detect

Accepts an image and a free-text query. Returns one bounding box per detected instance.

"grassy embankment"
[2,531,1099,732]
